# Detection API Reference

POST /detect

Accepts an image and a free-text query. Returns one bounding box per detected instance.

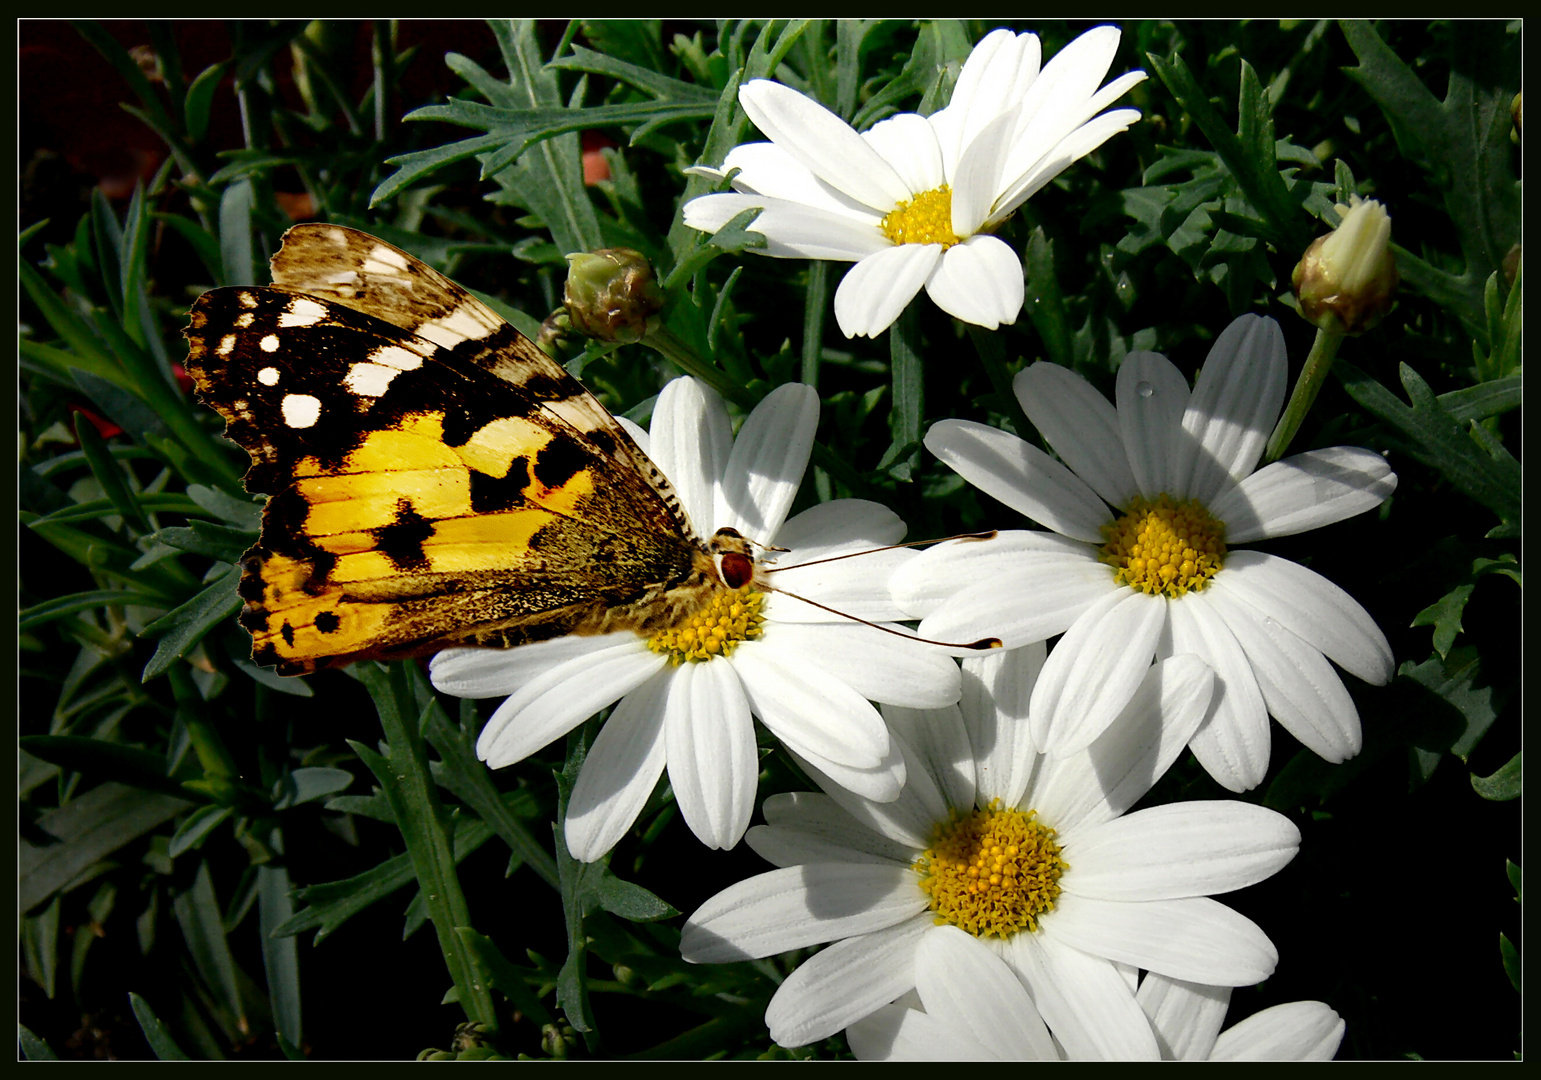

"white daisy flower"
[845,956,1345,1060]
[680,644,1301,1056]
[893,314,1397,791]
[431,378,962,860]
[682,25,1146,337]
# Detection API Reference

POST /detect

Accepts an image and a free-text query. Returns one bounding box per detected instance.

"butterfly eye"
[720,551,754,588]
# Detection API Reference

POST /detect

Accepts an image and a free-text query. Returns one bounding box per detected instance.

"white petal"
[681,863,925,964]
[789,735,936,845]
[989,106,1145,224]
[916,564,1111,651]
[615,415,649,455]
[764,915,933,1046]
[1028,653,1213,833]
[431,633,616,698]
[1030,588,1167,755]
[664,658,757,851]
[1061,801,1299,901]
[1137,973,1230,1061]
[682,191,887,260]
[861,112,945,193]
[1116,349,1191,500]
[960,643,1044,807]
[774,497,906,557]
[1201,587,1362,762]
[789,736,910,806]
[748,791,917,867]
[649,376,732,536]
[770,622,962,708]
[940,29,1040,172]
[925,419,1112,542]
[717,382,819,540]
[1166,595,1271,792]
[834,243,938,337]
[1210,446,1397,543]
[739,79,912,208]
[949,107,1022,235]
[475,641,664,768]
[916,926,1058,1060]
[1043,894,1278,986]
[890,528,1098,618]
[846,1002,993,1061]
[716,140,887,222]
[1211,1001,1346,1061]
[1180,315,1287,503]
[731,640,890,768]
[1215,551,1394,685]
[563,668,671,862]
[1014,361,1138,509]
[1004,931,1160,1060]
[924,234,1024,330]
[882,702,974,810]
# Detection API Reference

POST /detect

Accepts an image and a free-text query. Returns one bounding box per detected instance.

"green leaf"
[456,928,556,1027]
[1500,932,1519,993]
[1471,751,1520,801]
[585,871,676,922]
[549,41,714,103]
[20,782,192,912]
[881,302,924,481]
[271,767,353,809]
[258,858,303,1049]
[18,735,197,801]
[74,413,151,533]
[1399,653,1503,761]
[139,564,243,682]
[18,589,163,633]
[186,484,265,530]
[184,61,228,143]
[172,860,245,1031]
[1336,361,1520,531]
[217,180,256,288]
[153,521,256,563]
[167,804,234,858]
[1409,584,1474,659]
[18,1024,59,1061]
[128,992,191,1061]
[20,897,61,999]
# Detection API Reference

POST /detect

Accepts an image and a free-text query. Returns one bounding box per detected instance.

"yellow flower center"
[879,185,961,248]
[647,586,766,664]
[1099,494,1227,598]
[913,802,1066,939]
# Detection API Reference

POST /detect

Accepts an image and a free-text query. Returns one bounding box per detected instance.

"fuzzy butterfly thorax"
[184,224,745,676]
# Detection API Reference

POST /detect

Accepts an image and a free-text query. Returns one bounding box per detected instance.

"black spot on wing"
[281,621,296,646]
[314,610,340,633]
[587,428,616,456]
[469,457,531,513]
[533,438,586,489]
[374,498,433,570]
[239,607,269,631]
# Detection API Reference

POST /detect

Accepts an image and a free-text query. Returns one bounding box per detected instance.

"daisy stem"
[967,324,1033,438]
[1264,326,1345,462]
[642,323,755,409]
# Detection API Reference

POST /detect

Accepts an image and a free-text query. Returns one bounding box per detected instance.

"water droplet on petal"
[1136,380,1154,398]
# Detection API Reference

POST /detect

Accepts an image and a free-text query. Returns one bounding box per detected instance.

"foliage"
[19,18,1519,1060]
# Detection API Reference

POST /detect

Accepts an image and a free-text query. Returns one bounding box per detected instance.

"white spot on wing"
[260,334,280,352]
[416,303,498,348]
[257,367,280,386]
[278,297,327,326]
[344,362,398,397]
[235,313,254,328]
[369,344,425,371]
[217,334,236,355]
[237,292,258,308]
[362,245,411,276]
[282,393,322,428]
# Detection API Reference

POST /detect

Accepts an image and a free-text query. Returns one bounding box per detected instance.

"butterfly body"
[185,225,735,675]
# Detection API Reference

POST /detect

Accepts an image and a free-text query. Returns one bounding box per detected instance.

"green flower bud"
[1292,196,1399,336]
[563,248,664,344]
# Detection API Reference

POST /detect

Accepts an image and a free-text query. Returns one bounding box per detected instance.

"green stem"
[641,323,751,408]
[967,324,1032,439]
[800,261,829,388]
[1264,326,1345,462]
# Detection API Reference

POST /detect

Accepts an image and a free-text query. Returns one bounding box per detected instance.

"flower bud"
[1292,196,1399,336]
[563,248,664,344]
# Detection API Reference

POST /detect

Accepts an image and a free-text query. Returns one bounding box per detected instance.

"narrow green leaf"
[549,42,714,102]
[20,898,61,999]
[139,565,243,682]
[167,804,234,858]
[271,767,354,809]
[186,484,264,530]
[153,521,255,563]
[20,782,192,912]
[184,60,228,142]
[128,992,191,1061]
[172,861,245,1031]
[217,180,256,288]
[456,928,556,1028]
[18,1024,59,1061]
[258,858,303,1049]
[371,133,504,208]
[18,590,161,633]
[19,736,196,801]
[884,301,924,481]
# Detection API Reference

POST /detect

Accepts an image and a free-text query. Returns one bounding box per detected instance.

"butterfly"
[184,224,758,676]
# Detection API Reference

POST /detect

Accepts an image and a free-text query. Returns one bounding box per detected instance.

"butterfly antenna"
[764,530,997,574]
[764,584,1001,651]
